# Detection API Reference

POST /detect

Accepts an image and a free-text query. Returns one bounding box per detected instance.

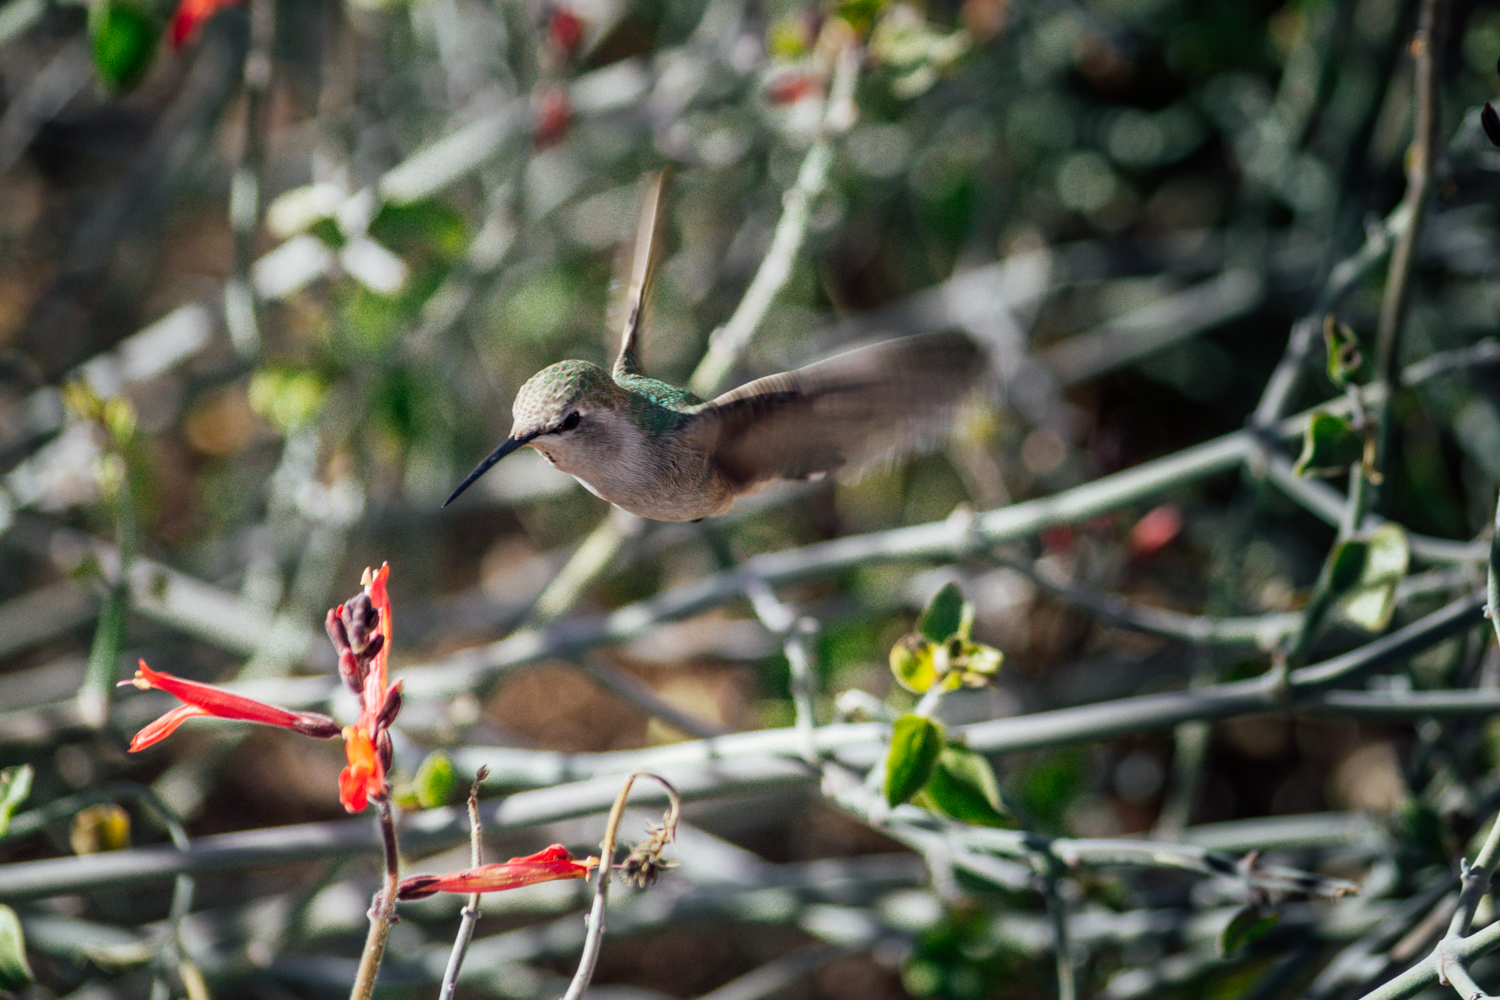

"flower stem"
[348,799,400,1000]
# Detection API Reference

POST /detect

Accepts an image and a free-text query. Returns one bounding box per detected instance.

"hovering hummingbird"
[444,172,987,522]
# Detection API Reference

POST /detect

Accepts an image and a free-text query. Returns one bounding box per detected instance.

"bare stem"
[224,0,274,357]
[1368,0,1441,505]
[348,799,400,1000]
[1041,860,1078,1000]
[745,580,821,764]
[438,766,491,1000]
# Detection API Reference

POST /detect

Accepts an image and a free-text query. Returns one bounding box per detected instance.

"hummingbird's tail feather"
[704,331,990,490]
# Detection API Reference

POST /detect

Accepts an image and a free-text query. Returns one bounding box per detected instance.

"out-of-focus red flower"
[1127,504,1183,562]
[122,660,340,752]
[1040,524,1076,554]
[533,87,572,149]
[763,72,823,105]
[547,7,584,56]
[169,0,241,49]
[397,845,597,900]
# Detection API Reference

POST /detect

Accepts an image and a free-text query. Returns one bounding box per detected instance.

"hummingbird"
[444,172,987,522]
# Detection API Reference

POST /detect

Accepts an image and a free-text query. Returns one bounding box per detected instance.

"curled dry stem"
[560,771,680,1000]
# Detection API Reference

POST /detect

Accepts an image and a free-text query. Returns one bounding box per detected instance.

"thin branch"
[223,0,274,357]
[527,508,645,625]
[1252,206,1409,429]
[745,580,821,764]
[688,37,861,397]
[348,800,401,1000]
[1370,0,1441,490]
[578,654,729,739]
[998,553,1299,649]
[694,943,855,1000]
[437,766,490,1000]
[1041,859,1079,1000]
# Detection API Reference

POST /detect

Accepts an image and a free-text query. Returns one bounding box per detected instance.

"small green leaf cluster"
[1292,317,1375,480]
[889,583,1002,694]
[0,767,34,989]
[881,584,1008,827]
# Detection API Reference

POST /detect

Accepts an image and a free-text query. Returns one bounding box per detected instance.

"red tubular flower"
[396,845,597,901]
[123,660,340,752]
[337,563,396,813]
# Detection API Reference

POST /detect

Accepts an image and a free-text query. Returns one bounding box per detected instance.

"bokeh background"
[3,0,1500,997]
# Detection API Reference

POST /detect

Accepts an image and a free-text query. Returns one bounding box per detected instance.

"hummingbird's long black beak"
[443,434,534,507]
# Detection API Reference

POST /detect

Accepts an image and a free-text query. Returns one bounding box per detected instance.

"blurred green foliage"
[5,0,1500,995]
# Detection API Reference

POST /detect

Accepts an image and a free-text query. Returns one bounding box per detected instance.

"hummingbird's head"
[509,360,616,440]
[442,360,621,508]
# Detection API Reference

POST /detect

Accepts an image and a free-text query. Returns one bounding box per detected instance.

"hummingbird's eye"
[559,411,582,432]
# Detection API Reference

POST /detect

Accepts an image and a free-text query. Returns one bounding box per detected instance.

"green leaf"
[414,752,458,809]
[884,714,945,807]
[1323,316,1363,388]
[90,0,159,92]
[0,766,33,837]
[1293,411,1363,477]
[925,746,1009,826]
[917,583,968,643]
[767,18,809,59]
[1218,904,1279,957]
[0,905,34,989]
[1325,538,1368,595]
[1334,523,1409,632]
[890,634,936,693]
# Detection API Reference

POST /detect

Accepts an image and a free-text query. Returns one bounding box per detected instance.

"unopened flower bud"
[340,593,380,655]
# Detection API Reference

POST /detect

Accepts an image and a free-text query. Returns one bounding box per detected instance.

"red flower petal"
[123,660,339,750]
[363,563,391,693]
[128,704,209,752]
[339,725,385,813]
[397,845,596,900]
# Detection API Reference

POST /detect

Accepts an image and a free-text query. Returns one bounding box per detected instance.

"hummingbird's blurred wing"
[612,169,671,380]
[702,331,986,490]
